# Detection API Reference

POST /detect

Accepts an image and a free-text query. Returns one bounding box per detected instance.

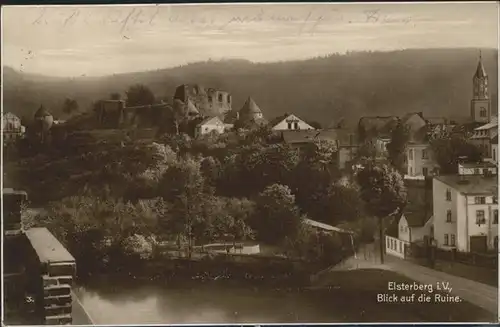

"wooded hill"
[3,48,498,127]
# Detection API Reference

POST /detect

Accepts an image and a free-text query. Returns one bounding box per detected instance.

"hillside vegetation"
[3,48,498,127]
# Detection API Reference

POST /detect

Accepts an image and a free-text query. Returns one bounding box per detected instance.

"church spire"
[474,51,487,79]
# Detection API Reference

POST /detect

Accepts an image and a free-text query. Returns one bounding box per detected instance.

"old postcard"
[2,2,499,325]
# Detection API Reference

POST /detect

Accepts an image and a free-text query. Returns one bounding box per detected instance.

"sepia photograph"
[1,1,499,325]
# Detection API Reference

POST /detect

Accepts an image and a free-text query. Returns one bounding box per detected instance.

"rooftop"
[240,97,262,114]
[434,175,497,195]
[475,117,498,130]
[459,161,497,169]
[403,211,432,228]
[281,129,337,144]
[303,218,353,234]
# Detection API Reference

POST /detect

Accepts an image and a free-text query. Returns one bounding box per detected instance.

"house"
[458,162,497,176]
[195,116,226,137]
[174,84,232,117]
[433,172,498,253]
[357,116,399,141]
[386,204,433,259]
[406,142,440,179]
[469,117,498,159]
[2,112,25,143]
[271,113,315,131]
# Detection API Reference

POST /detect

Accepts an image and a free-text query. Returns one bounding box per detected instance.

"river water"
[75,277,342,324]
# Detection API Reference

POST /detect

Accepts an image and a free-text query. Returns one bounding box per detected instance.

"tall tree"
[254,184,302,244]
[430,134,483,174]
[110,93,122,100]
[125,84,156,107]
[386,121,410,173]
[356,163,407,264]
[158,157,206,257]
[172,99,188,135]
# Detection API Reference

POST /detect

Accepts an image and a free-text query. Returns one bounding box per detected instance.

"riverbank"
[75,269,494,324]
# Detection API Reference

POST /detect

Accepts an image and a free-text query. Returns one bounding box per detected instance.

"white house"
[195,116,225,137]
[433,172,498,253]
[2,112,25,143]
[406,142,440,179]
[271,114,315,131]
[386,211,433,259]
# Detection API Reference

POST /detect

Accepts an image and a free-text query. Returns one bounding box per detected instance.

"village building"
[236,97,267,127]
[2,112,25,144]
[469,117,498,159]
[174,84,232,117]
[432,169,498,253]
[270,113,315,131]
[457,162,498,176]
[195,116,226,138]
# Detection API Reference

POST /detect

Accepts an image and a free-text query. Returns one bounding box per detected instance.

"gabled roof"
[402,212,432,228]
[401,112,425,125]
[271,113,313,129]
[240,97,262,114]
[197,116,223,126]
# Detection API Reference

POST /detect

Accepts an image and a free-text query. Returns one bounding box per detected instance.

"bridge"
[3,189,93,325]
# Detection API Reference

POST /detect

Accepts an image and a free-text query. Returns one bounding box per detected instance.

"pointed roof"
[240,97,262,114]
[474,53,487,79]
[186,99,199,115]
[34,105,52,118]
[198,116,223,126]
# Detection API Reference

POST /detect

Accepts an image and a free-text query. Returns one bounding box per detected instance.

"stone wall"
[3,189,78,325]
[174,84,232,117]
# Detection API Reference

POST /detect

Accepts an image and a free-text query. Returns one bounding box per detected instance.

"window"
[293,122,299,130]
[494,196,498,204]
[450,234,455,246]
[446,210,452,222]
[480,108,487,117]
[287,122,292,130]
[409,167,413,175]
[399,241,402,253]
[408,149,414,160]
[422,149,428,159]
[493,149,497,161]
[227,95,231,103]
[423,167,428,176]
[444,234,449,245]
[208,95,213,102]
[475,196,486,204]
[474,168,481,175]
[476,210,486,225]
[494,210,498,224]
[400,225,404,232]
[387,238,390,248]
[218,94,223,102]
[446,189,451,201]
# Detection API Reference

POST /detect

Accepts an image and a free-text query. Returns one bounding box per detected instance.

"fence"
[385,235,409,259]
[406,241,498,269]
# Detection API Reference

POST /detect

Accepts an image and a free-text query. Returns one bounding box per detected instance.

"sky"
[2,2,499,77]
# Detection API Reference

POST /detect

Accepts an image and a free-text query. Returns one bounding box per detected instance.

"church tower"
[470,51,491,123]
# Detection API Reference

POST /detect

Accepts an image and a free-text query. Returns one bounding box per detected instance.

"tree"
[386,121,410,173]
[254,184,302,244]
[125,84,156,107]
[62,98,79,115]
[430,134,483,174]
[356,163,407,264]
[158,157,206,257]
[307,121,323,129]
